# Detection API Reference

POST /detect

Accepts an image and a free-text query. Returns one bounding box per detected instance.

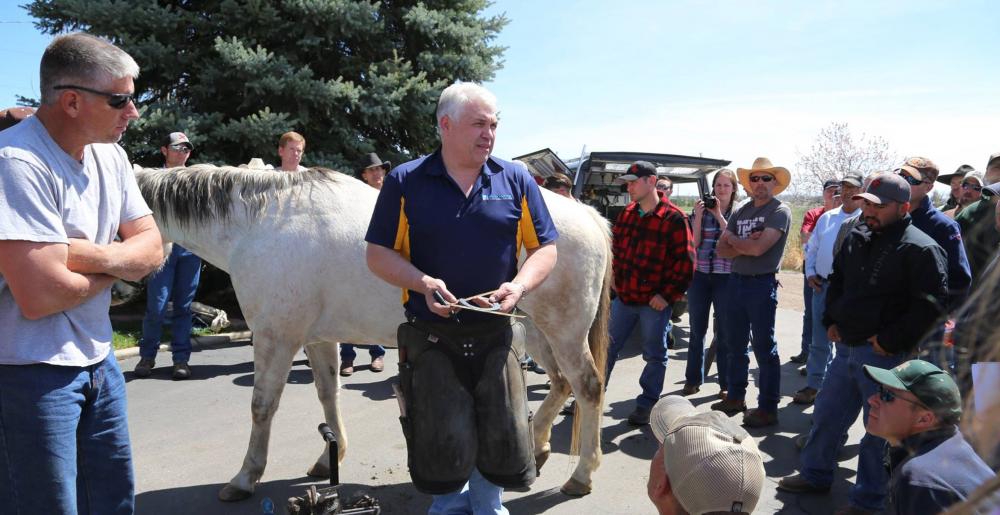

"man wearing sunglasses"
[956,153,1000,282]
[712,157,792,428]
[778,172,948,515]
[0,33,163,513]
[863,360,994,515]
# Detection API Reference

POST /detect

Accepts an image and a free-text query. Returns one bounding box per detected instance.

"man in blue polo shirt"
[365,82,558,515]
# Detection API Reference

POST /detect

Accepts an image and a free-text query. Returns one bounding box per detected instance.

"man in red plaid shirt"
[606,161,694,425]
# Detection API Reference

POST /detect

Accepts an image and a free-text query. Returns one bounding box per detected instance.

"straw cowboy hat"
[737,157,791,196]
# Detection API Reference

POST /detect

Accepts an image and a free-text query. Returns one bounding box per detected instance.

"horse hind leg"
[219,331,301,502]
[301,341,347,479]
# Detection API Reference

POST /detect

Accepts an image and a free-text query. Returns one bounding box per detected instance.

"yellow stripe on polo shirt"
[393,197,411,303]
[517,196,541,257]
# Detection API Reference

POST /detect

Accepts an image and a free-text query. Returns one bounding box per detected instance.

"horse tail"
[570,223,612,455]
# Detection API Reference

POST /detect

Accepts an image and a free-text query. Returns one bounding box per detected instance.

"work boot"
[134,358,155,378]
[172,362,191,380]
[370,356,384,373]
[776,474,830,494]
[340,360,354,377]
[742,408,778,428]
[789,352,809,364]
[792,387,818,405]
[627,405,651,426]
[710,398,747,416]
[682,384,700,396]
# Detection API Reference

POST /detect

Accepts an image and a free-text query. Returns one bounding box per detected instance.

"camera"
[702,193,717,210]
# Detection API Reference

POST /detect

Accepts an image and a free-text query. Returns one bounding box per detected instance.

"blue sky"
[3,1,998,194]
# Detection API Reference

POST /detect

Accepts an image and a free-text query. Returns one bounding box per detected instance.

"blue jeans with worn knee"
[606,297,671,410]
[685,271,730,386]
[140,244,201,363]
[428,469,507,515]
[800,270,812,357]
[0,352,134,514]
[805,281,835,390]
[799,342,903,511]
[723,274,781,412]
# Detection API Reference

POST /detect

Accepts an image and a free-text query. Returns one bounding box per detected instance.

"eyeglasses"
[53,84,135,109]
[894,170,923,187]
[961,182,983,192]
[655,184,672,191]
[877,385,928,409]
[749,175,775,183]
[169,144,192,153]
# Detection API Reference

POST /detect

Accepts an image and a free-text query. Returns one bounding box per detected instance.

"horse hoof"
[534,450,550,474]
[218,484,253,502]
[306,462,330,478]
[560,477,592,497]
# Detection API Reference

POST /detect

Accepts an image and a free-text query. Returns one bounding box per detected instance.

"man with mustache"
[778,171,948,515]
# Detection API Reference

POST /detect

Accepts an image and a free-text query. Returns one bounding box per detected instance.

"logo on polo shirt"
[482,193,514,201]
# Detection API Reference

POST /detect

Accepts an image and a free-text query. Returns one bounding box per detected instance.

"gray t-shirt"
[726,197,791,275]
[0,115,151,366]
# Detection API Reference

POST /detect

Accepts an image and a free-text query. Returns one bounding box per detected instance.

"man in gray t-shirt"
[711,157,792,429]
[0,33,163,514]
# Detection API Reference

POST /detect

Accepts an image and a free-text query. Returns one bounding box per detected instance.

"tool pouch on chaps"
[395,318,536,495]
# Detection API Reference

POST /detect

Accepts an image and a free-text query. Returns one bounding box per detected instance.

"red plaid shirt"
[612,194,694,304]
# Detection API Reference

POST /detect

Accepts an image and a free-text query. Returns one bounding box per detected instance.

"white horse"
[135,165,611,501]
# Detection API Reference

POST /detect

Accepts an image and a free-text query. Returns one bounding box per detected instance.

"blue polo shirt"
[365,149,558,323]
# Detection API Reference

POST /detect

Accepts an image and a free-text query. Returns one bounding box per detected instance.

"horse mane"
[135,164,350,227]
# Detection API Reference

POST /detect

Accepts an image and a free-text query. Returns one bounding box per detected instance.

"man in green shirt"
[955,153,1000,281]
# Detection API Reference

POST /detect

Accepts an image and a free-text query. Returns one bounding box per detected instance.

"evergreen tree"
[24,0,507,169]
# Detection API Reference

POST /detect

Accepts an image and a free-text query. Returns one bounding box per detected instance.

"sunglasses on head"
[894,169,923,187]
[169,144,191,153]
[962,182,983,192]
[876,385,927,408]
[53,84,135,109]
[749,175,775,183]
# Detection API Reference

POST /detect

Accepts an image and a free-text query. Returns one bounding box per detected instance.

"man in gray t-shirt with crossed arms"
[712,157,792,428]
[0,33,162,514]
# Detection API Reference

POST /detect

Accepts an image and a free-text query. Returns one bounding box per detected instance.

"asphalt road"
[124,275,865,514]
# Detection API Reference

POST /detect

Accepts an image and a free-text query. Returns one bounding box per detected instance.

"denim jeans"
[606,297,671,410]
[805,281,835,390]
[340,343,386,361]
[799,343,904,511]
[0,352,134,514]
[428,469,507,515]
[685,271,730,386]
[800,270,813,357]
[723,274,781,412]
[140,244,201,363]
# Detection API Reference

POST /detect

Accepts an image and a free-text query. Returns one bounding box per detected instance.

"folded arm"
[66,215,164,281]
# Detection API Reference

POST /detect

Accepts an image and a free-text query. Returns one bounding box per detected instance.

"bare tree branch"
[791,122,897,197]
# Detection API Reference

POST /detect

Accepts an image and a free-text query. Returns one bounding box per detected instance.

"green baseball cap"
[863,360,962,422]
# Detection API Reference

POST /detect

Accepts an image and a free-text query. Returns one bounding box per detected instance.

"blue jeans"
[685,271,730,386]
[428,469,507,515]
[800,271,813,357]
[799,343,904,511]
[0,352,134,514]
[723,274,781,412]
[340,343,386,361]
[606,297,671,410]
[805,281,835,390]
[140,245,201,363]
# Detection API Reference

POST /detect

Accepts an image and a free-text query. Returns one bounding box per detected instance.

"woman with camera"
[683,169,739,397]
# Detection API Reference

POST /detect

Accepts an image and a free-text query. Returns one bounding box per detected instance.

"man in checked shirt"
[605,161,694,426]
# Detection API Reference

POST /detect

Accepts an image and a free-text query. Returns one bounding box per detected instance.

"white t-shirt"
[0,115,152,365]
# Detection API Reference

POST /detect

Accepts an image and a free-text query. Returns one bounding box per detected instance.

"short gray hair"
[40,32,140,105]
[435,82,497,129]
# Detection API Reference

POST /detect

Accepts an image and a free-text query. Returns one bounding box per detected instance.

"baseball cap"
[165,132,193,150]
[618,161,657,182]
[823,179,841,191]
[840,172,863,188]
[853,171,910,205]
[981,182,1000,198]
[863,360,962,422]
[650,396,764,515]
[987,152,1000,170]
[903,156,939,181]
[962,172,984,187]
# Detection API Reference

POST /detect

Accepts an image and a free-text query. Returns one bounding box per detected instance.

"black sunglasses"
[749,175,775,183]
[168,144,192,153]
[894,169,923,187]
[877,385,927,408]
[961,182,983,192]
[53,84,135,109]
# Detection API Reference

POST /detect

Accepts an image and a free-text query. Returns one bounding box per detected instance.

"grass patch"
[111,320,222,351]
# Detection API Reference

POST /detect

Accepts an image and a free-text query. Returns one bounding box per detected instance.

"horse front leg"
[218,332,300,501]
[521,321,571,473]
[302,341,348,479]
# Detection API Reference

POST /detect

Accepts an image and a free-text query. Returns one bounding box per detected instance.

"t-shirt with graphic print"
[725,197,791,275]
